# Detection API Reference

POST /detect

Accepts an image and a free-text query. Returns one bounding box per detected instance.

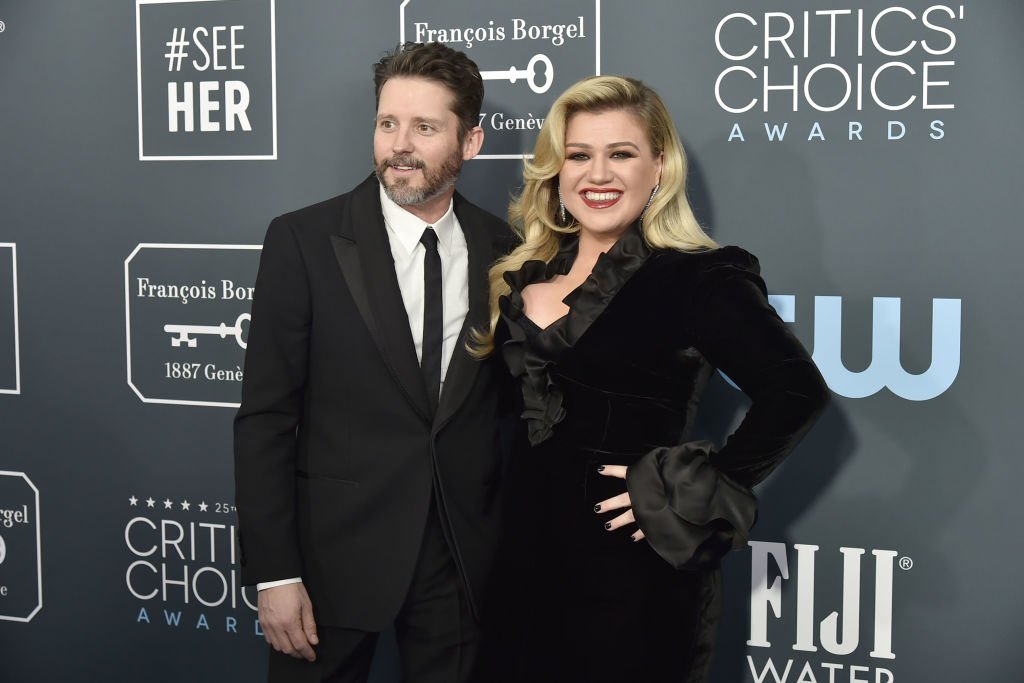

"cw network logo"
[765,295,960,401]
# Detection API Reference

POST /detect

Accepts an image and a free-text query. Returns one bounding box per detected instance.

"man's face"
[373,77,473,210]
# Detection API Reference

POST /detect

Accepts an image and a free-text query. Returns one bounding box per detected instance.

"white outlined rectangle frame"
[0,243,20,395]
[124,243,261,408]
[399,0,601,160]
[135,0,278,161]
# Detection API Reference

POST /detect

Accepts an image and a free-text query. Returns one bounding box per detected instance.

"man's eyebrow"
[413,116,447,127]
[375,113,447,127]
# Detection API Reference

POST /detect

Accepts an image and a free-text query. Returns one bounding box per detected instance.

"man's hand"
[258,582,319,661]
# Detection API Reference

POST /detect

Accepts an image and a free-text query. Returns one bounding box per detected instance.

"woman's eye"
[611,151,635,159]
[567,153,589,161]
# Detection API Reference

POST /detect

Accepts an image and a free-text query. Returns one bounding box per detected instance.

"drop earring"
[641,183,660,221]
[558,187,567,225]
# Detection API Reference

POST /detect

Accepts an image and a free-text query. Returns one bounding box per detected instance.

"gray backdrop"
[1,1,1021,681]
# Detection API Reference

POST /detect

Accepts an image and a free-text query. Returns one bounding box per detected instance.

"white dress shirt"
[377,184,470,391]
[257,185,470,592]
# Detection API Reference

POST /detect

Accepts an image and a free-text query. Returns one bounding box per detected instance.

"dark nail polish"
[597,465,605,472]
[604,522,612,530]
[593,504,601,512]
[632,536,641,542]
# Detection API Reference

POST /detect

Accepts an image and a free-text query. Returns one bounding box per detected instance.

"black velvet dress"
[485,224,829,683]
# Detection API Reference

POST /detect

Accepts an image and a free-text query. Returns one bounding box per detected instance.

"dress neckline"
[498,221,654,445]
[501,222,652,331]
[520,311,569,334]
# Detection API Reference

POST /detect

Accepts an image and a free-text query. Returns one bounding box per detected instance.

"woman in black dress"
[476,76,829,682]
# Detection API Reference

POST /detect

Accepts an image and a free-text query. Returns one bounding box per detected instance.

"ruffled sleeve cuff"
[625,441,757,570]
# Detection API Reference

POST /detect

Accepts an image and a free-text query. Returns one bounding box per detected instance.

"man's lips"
[384,156,424,174]
[580,189,623,209]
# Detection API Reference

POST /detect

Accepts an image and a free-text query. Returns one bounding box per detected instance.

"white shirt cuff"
[257,577,302,591]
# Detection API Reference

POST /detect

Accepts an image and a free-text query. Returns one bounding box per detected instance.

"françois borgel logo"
[713,5,967,143]
[0,471,42,623]
[135,0,277,160]
[0,244,19,395]
[124,492,259,636]
[125,244,260,408]
[401,0,601,159]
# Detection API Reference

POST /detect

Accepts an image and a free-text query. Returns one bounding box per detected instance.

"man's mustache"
[382,155,425,169]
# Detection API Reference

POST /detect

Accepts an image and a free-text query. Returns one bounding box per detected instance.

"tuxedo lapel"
[434,195,492,432]
[331,176,432,422]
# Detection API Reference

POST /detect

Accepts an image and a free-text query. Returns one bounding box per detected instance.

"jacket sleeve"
[233,216,311,585]
[626,248,830,569]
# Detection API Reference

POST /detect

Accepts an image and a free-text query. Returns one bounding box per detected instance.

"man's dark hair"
[373,42,483,141]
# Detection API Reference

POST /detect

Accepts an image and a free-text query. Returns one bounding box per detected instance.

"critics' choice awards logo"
[760,295,960,401]
[125,244,260,407]
[714,5,966,143]
[746,541,913,683]
[0,471,42,623]
[0,244,19,395]
[135,0,277,160]
[401,0,601,158]
[124,494,260,636]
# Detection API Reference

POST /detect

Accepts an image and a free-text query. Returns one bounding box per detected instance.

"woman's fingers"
[602,508,635,531]
[594,468,642,540]
[593,491,631,513]
[597,464,628,479]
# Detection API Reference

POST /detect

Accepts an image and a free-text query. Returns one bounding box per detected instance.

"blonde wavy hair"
[472,75,717,356]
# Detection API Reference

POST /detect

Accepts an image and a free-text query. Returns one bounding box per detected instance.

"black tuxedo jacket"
[234,175,510,630]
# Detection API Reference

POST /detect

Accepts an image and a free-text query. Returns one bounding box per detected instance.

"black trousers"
[268,500,479,683]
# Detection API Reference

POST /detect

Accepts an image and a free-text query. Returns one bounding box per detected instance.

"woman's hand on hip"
[594,465,645,542]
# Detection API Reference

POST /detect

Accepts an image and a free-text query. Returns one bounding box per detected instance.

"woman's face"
[558,108,663,241]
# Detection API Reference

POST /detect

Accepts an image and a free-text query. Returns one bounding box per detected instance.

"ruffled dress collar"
[498,222,653,445]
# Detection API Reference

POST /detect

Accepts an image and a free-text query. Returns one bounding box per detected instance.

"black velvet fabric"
[484,224,829,682]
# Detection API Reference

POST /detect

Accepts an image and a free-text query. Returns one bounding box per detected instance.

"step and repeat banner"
[1,1,1021,681]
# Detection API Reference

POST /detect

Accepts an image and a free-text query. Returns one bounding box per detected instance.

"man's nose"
[392,126,414,153]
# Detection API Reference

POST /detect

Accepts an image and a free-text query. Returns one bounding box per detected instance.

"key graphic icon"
[164,313,250,349]
[480,54,554,94]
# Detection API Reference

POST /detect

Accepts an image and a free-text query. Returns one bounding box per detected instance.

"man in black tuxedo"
[234,43,509,682]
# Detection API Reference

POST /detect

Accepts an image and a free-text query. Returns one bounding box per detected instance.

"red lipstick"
[580,188,623,209]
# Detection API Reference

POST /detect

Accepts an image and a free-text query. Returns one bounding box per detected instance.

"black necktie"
[419,227,443,413]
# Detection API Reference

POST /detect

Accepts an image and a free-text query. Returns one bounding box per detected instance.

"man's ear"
[462,126,485,160]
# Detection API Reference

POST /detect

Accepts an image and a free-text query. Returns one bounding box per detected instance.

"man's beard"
[374,147,463,207]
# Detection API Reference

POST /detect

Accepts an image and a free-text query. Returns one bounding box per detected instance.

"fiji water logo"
[747,541,913,682]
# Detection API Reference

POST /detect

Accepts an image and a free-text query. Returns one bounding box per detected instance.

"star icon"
[198,501,209,512]
[129,496,138,506]
[146,497,156,508]
[163,498,173,510]
[181,500,191,511]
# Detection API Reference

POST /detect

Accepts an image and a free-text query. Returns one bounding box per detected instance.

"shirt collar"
[379,184,457,257]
